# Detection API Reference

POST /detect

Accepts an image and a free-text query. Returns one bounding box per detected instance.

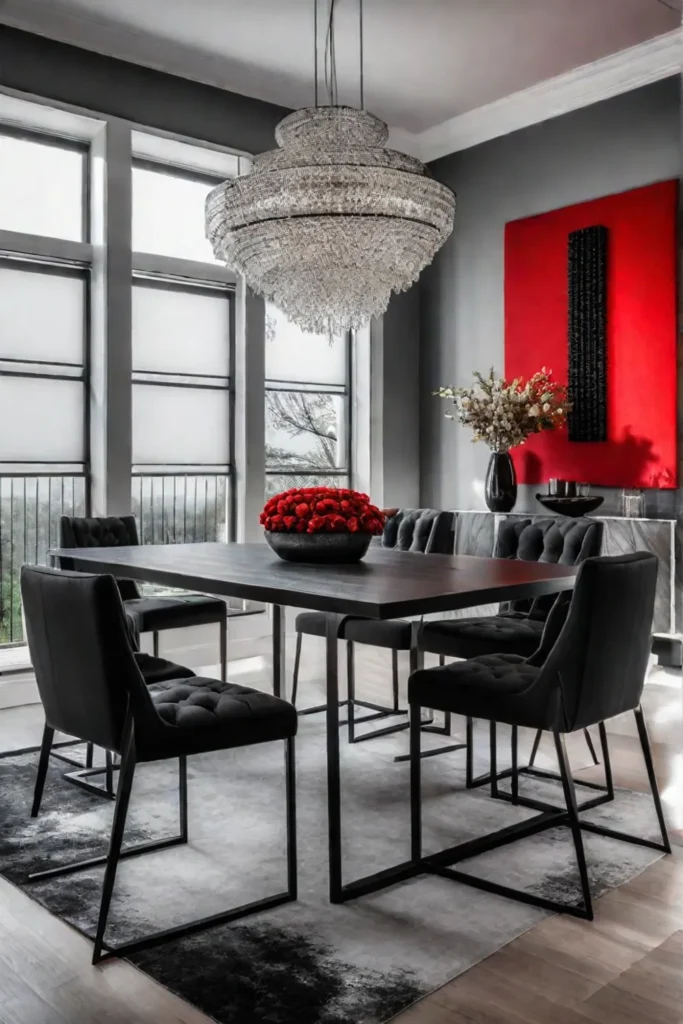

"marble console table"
[451,510,679,661]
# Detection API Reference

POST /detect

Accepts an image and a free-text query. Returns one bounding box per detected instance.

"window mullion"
[235,278,265,541]
[89,118,133,517]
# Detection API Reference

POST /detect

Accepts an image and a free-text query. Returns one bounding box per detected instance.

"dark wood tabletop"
[49,542,578,619]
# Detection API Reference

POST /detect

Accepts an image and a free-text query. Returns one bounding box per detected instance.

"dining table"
[49,540,578,904]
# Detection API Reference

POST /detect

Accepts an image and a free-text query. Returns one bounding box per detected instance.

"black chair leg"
[85,743,94,769]
[92,724,137,965]
[152,631,159,658]
[347,641,356,743]
[554,732,594,920]
[511,725,519,804]
[285,737,297,900]
[529,728,598,770]
[104,750,115,798]
[179,756,188,842]
[291,632,303,706]
[489,721,498,799]
[438,654,445,667]
[465,716,474,787]
[583,727,600,766]
[410,703,422,863]
[634,706,671,853]
[528,728,543,767]
[31,724,55,818]
[598,721,614,799]
[391,649,400,712]
[219,617,228,682]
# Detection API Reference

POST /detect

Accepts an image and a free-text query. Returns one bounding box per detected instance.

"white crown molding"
[412,28,683,163]
[1,1,680,164]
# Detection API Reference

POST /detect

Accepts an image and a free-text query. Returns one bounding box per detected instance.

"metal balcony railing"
[0,475,87,646]
[132,474,229,546]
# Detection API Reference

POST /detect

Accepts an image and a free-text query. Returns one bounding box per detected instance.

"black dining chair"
[292,508,459,751]
[56,514,228,799]
[408,552,670,921]
[21,564,297,965]
[59,515,228,678]
[420,516,604,783]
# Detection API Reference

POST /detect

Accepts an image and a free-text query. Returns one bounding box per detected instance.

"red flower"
[261,486,386,536]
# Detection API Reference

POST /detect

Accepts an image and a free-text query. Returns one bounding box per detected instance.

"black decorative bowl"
[265,530,373,564]
[536,495,604,518]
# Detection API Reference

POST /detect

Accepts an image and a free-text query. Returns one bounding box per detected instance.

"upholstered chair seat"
[123,593,227,634]
[421,516,603,661]
[294,611,413,651]
[141,677,297,760]
[410,653,542,725]
[421,611,545,660]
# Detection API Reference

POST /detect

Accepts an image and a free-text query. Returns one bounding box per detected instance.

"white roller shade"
[133,384,229,466]
[132,283,229,377]
[0,266,85,364]
[0,377,84,462]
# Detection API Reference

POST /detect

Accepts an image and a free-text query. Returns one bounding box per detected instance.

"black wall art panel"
[567,225,608,442]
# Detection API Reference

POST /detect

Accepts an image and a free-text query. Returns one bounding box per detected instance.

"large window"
[0,101,362,655]
[265,304,351,498]
[0,129,89,644]
[130,157,235,544]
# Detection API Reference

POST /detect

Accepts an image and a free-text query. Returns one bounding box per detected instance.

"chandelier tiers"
[206,105,456,334]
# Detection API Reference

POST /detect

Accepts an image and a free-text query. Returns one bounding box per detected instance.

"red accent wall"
[504,180,678,489]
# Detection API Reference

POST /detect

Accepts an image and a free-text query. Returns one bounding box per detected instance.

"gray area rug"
[0,716,664,1023]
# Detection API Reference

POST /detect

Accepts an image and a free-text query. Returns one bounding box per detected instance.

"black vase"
[485,451,517,512]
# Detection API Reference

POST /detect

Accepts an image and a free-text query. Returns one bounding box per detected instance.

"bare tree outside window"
[265,311,349,498]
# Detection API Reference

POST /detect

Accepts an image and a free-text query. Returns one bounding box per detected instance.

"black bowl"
[265,530,373,564]
[536,495,604,518]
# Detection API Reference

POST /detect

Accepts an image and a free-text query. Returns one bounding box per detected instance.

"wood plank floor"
[0,639,681,1024]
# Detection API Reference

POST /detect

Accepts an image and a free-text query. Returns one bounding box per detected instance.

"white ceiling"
[4,0,681,133]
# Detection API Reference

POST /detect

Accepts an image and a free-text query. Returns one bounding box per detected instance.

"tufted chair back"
[535,553,657,731]
[495,516,603,618]
[21,566,157,753]
[382,509,454,555]
[60,515,141,601]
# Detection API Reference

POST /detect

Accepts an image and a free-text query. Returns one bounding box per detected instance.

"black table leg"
[326,614,344,903]
[272,604,285,699]
[326,614,419,904]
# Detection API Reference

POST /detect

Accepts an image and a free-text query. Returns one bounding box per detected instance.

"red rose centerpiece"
[261,487,385,563]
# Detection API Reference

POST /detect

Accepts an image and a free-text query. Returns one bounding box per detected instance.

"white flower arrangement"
[435,368,570,453]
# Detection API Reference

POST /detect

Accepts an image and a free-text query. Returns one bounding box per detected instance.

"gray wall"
[370,286,421,509]
[0,27,289,154]
[419,78,681,512]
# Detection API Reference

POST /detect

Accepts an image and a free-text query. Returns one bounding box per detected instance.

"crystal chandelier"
[205,0,456,334]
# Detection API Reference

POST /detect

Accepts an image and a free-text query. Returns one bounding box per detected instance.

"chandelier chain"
[359,0,364,109]
[313,0,319,106]
[324,0,339,106]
